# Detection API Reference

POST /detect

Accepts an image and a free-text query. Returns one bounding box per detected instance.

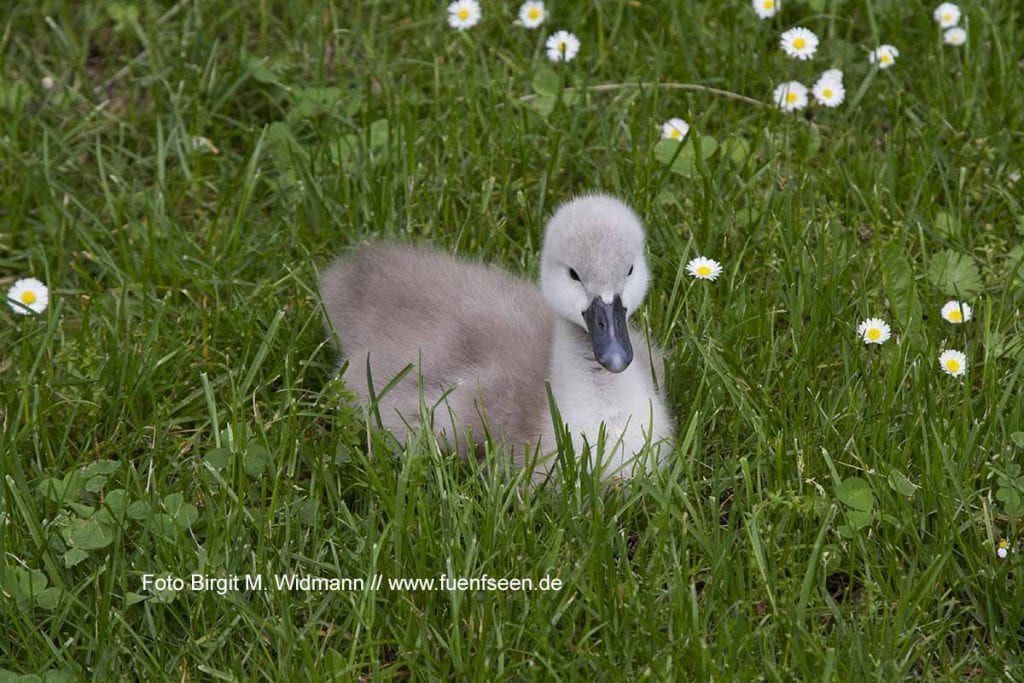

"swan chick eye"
[568,268,581,282]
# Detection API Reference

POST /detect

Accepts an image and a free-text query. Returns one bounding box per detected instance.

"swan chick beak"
[582,295,633,373]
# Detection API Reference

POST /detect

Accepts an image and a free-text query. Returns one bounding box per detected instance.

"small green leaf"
[845,509,874,530]
[368,119,389,148]
[334,442,353,464]
[933,211,960,239]
[204,448,233,470]
[243,443,272,478]
[6,568,48,597]
[147,513,177,538]
[68,502,95,518]
[532,67,561,96]
[526,93,556,117]
[286,86,344,124]
[1011,432,1024,448]
[733,208,761,228]
[63,548,90,568]
[343,90,364,117]
[42,669,76,683]
[38,473,85,504]
[928,249,983,298]
[81,460,120,478]
[694,134,719,161]
[264,121,309,171]
[801,124,822,158]
[106,2,139,32]
[654,138,697,176]
[653,190,680,207]
[174,504,199,529]
[36,587,62,611]
[996,486,1024,518]
[328,135,358,165]
[127,501,151,521]
[67,517,113,550]
[124,592,148,607]
[160,495,199,528]
[162,492,184,514]
[298,498,320,525]
[723,137,752,167]
[104,490,128,517]
[880,242,921,335]
[888,469,917,497]
[247,57,281,85]
[836,477,874,512]
[6,675,43,683]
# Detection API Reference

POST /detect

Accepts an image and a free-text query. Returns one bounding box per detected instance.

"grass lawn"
[3,0,1024,679]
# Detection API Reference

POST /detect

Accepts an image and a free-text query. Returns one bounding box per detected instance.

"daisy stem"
[518,81,767,108]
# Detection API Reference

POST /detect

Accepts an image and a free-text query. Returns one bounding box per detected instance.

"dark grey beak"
[582,295,633,373]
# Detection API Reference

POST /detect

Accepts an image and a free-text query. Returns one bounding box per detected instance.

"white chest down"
[545,321,673,477]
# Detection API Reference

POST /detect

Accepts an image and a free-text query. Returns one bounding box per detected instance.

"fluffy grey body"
[319,194,674,480]
[320,243,554,459]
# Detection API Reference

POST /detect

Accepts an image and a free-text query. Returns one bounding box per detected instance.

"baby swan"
[319,193,673,481]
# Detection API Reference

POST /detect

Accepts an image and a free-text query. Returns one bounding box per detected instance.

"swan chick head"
[540,194,650,372]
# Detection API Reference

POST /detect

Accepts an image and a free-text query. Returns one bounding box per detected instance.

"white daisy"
[686,257,723,281]
[752,0,780,19]
[6,277,49,315]
[545,30,580,62]
[933,3,961,28]
[943,27,967,46]
[997,538,1010,559]
[940,300,972,323]
[812,72,845,107]
[780,27,819,60]
[518,1,546,29]
[772,81,808,112]
[869,45,900,69]
[857,318,891,345]
[939,349,967,377]
[41,76,55,90]
[661,118,690,141]
[447,0,482,31]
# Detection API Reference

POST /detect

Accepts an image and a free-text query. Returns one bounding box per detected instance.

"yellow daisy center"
[943,13,951,21]
[528,7,540,19]
[458,8,470,20]
[867,328,881,341]
[696,265,712,276]
[670,129,681,139]
[948,310,962,322]
[786,92,797,103]
[881,53,891,63]
[764,0,774,8]
[21,291,37,305]
[823,88,833,98]
[999,539,1010,550]
[793,37,807,49]
[558,41,567,51]
[946,359,961,372]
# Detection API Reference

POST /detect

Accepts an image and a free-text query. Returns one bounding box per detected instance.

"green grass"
[3,0,1024,679]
